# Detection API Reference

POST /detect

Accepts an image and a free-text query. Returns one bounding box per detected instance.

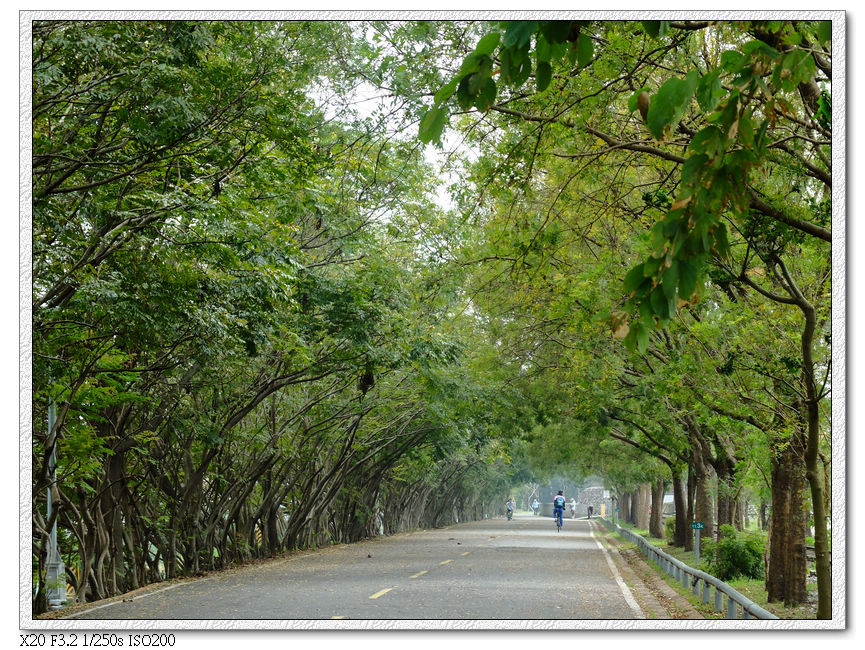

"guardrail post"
[727,595,738,619]
[682,569,689,589]
[692,575,699,596]
[702,580,711,604]
[714,586,723,612]
[743,608,752,620]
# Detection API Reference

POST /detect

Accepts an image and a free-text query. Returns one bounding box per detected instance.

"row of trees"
[31,21,522,613]
[410,19,833,617]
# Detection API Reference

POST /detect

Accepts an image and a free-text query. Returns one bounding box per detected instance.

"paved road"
[64,514,644,621]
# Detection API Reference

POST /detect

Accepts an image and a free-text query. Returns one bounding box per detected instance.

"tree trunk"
[649,478,665,539]
[685,464,695,551]
[693,445,715,542]
[672,471,688,547]
[766,430,808,606]
[715,453,736,532]
[634,483,650,530]
[621,491,633,524]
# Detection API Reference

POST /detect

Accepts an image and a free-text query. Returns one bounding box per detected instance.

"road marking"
[331,615,346,619]
[368,587,393,599]
[63,582,192,618]
[461,551,470,556]
[410,570,428,578]
[589,524,644,618]
[439,559,453,565]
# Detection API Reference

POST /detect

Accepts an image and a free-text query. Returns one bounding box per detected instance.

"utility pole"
[45,397,66,610]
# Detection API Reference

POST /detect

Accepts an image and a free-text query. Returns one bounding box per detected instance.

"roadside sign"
[691,521,705,530]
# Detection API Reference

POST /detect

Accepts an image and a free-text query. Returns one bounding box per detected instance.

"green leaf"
[713,224,731,259]
[641,21,661,38]
[501,47,530,85]
[473,78,497,112]
[689,126,724,159]
[720,50,746,72]
[623,263,646,294]
[742,40,780,59]
[468,70,487,95]
[433,78,458,105]
[576,33,594,67]
[458,53,482,77]
[661,260,679,300]
[735,110,754,147]
[681,153,709,185]
[650,286,671,320]
[678,259,698,298]
[634,321,650,352]
[456,76,473,109]
[536,61,552,92]
[503,21,538,49]
[816,20,831,46]
[535,34,552,62]
[475,32,501,56]
[646,70,699,140]
[539,21,572,44]
[512,52,532,87]
[696,69,723,112]
[418,107,447,144]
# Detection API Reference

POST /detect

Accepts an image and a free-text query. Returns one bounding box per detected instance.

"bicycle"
[554,508,563,532]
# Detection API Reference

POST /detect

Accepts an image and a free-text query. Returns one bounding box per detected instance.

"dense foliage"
[30,18,835,619]
[702,524,766,581]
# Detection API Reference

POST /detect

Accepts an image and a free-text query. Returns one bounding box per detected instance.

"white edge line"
[63,582,191,618]
[589,524,645,619]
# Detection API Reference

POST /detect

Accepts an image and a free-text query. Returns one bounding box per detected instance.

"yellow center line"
[440,559,453,565]
[461,551,470,556]
[369,587,393,599]
[410,570,428,579]
[331,616,346,619]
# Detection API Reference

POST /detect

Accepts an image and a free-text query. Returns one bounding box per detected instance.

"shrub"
[665,516,676,544]
[702,524,765,580]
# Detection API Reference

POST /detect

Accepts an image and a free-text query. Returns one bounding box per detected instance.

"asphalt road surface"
[63,514,645,621]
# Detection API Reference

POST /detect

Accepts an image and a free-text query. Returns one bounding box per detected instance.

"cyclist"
[553,491,566,529]
[531,498,539,515]
[506,497,515,520]
[569,498,577,519]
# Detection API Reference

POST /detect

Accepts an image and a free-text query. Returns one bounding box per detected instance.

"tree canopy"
[29,17,836,619]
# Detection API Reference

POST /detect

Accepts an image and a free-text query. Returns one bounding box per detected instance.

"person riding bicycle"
[506,497,515,520]
[553,491,566,528]
[531,498,539,515]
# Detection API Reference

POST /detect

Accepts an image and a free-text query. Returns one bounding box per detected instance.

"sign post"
[691,521,705,566]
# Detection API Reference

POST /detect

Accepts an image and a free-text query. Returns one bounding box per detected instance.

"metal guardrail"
[599,517,778,620]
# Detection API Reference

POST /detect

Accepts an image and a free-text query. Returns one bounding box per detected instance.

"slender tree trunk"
[685,464,695,551]
[672,471,688,547]
[649,479,665,539]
